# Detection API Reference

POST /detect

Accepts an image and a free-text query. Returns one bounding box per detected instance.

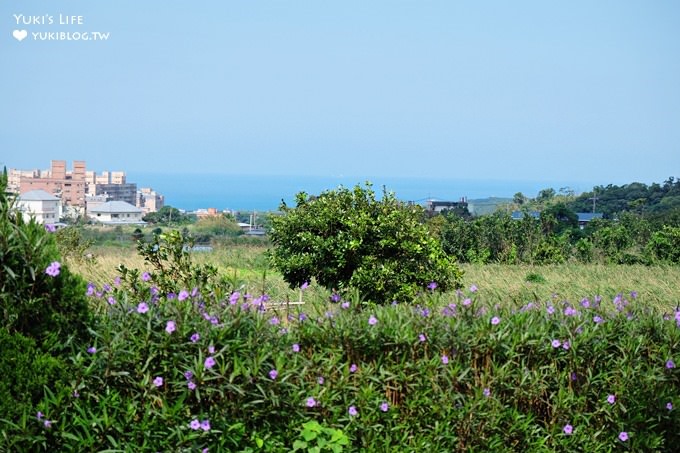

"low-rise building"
[16,189,61,224]
[88,200,144,224]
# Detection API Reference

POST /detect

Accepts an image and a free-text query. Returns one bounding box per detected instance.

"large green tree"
[268,183,462,304]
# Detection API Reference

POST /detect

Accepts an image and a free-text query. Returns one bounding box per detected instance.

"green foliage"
[647,226,680,264]
[120,229,227,296]
[567,177,680,219]
[192,215,243,243]
[54,226,95,262]
[0,328,70,424]
[269,183,462,303]
[293,421,349,452]
[142,205,194,225]
[4,280,679,452]
[0,171,91,351]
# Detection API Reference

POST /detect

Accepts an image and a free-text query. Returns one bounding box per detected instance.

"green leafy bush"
[0,328,70,425]
[0,171,91,350]
[647,226,680,264]
[269,183,462,303]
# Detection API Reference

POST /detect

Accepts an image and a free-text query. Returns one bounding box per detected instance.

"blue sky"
[2,0,679,188]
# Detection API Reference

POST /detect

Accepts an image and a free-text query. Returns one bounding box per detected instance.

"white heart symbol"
[13,30,28,41]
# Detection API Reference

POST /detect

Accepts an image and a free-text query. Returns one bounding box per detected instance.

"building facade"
[17,160,86,208]
[88,200,144,224]
[16,190,61,224]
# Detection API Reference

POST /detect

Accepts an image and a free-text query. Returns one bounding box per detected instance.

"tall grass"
[72,245,680,312]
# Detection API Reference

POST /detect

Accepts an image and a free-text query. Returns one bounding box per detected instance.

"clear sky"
[2,0,679,187]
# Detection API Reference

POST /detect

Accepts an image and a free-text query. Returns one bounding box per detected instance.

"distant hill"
[467,197,513,216]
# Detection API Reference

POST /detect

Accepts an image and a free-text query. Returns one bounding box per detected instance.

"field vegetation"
[2,175,680,451]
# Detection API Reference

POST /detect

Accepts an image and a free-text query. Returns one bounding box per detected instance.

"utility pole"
[588,190,599,213]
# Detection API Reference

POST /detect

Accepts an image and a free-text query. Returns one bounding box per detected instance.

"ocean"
[126,172,591,212]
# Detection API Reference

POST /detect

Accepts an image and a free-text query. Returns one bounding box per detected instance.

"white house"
[88,200,145,224]
[16,190,61,224]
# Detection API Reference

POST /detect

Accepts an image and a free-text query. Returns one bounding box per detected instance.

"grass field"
[70,243,680,313]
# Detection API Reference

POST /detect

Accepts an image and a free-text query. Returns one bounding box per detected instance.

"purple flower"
[204,356,216,369]
[137,302,149,314]
[570,372,578,381]
[483,388,491,397]
[551,339,561,349]
[470,284,478,293]
[300,281,309,290]
[341,301,350,309]
[418,333,427,342]
[380,402,389,412]
[461,298,471,307]
[141,272,151,282]
[45,261,61,277]
[44,224,56,233]
[491,316,500,325]
[178,290,189,301]
[563,424,573,435]
[36,411,44,420]
[594,315,604,324]
[618,432,628,442]
[330,292,341,303]
[86,283,96,296]
[580,298,591,308]
[349,363,358,373]
[630,291,638,299]
[666,360,675,369]
[107,296,116,305]
[188,381,196,390]
[546,305,555,315]
[190,419,201,430]
[165,320,176,334]
[607,394,616,404]
[113,276,121,286]
[317,376,325,385]
[43,420,53,429]
[269,369,278,380]
[427,281,438,291]
[666,402,673,411]
[190,333,200,343]
[229,291,240,305]
[87,346,96,354]
[153,376,163,387]
[564,306,577,316]
[269,316,280,325]
[184,370,193,380]
[368,315,378,326]
[292,343,300,353]
[441,354,449,365]
[208,345,215,354]
[306,397,317,408]
[200,420,211,431]
[348,406,358,416]
[562,341,570,350]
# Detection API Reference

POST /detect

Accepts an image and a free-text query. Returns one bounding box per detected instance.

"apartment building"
[137,187,164,214]
[17,160,86,208]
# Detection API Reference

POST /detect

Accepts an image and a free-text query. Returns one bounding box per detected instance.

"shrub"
[647,226,680,264]
[268,183,462,303]
[0,328,69,424]
[0,171,91,351]
[5,281,679,452]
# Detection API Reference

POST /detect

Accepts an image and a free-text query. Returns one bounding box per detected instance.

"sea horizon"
[127,172,595,212]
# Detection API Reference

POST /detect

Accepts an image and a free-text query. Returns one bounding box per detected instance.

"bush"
[0,171,91,351]
[647,226,680,264]
[0,328,70,424]
[4,280,679,452]
[269,183,462,303]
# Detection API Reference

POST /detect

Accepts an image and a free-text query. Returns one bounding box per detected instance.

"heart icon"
[13,30,28,41]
